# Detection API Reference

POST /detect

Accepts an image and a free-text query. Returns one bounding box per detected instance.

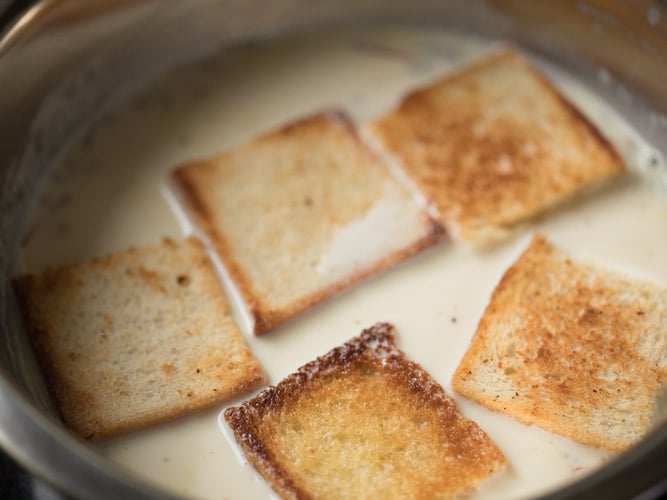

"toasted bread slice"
[225,323,506,499]
[172,110,443,335]
[364,49,625,246]
[13,237,265,439]
[452,234,667,451]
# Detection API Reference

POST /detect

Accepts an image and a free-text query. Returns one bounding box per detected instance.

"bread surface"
[14,237,265,439]
[365,49,625,246]
[452,234,667,451]
[225,323,506,499]
[173,110,443,335]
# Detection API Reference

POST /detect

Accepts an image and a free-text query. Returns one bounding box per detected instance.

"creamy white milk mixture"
[16,26,667,499]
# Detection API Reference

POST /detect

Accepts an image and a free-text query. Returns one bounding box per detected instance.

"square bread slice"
[172,110,443,335]
[364,49,625,246]
[225,323,506,499]
[13,237,265,439]
[452,234,667,451]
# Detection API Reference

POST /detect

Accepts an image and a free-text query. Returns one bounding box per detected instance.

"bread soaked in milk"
[14,237,264,439]
[226,323,506,499]
[172,110,442,335]
[453,234,667,452]
[365,49,625,246]
[16,26,667,499]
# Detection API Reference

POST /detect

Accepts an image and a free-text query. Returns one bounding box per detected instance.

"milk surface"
[16,26,667,500]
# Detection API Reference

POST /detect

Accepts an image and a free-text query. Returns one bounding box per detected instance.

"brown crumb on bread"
[364,49,625,247]
[172,110,443,335]
[13,236,264,439]
[225,323,506,499]
[452,234,667,451]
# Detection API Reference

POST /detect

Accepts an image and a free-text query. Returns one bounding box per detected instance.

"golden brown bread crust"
[452,234,667,451]
[225,323,506,499]
[172,110,444,335]
[14,237,265,439]
[365,49,625,245]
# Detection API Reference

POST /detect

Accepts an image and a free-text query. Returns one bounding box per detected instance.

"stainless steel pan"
[1,1,666,498]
